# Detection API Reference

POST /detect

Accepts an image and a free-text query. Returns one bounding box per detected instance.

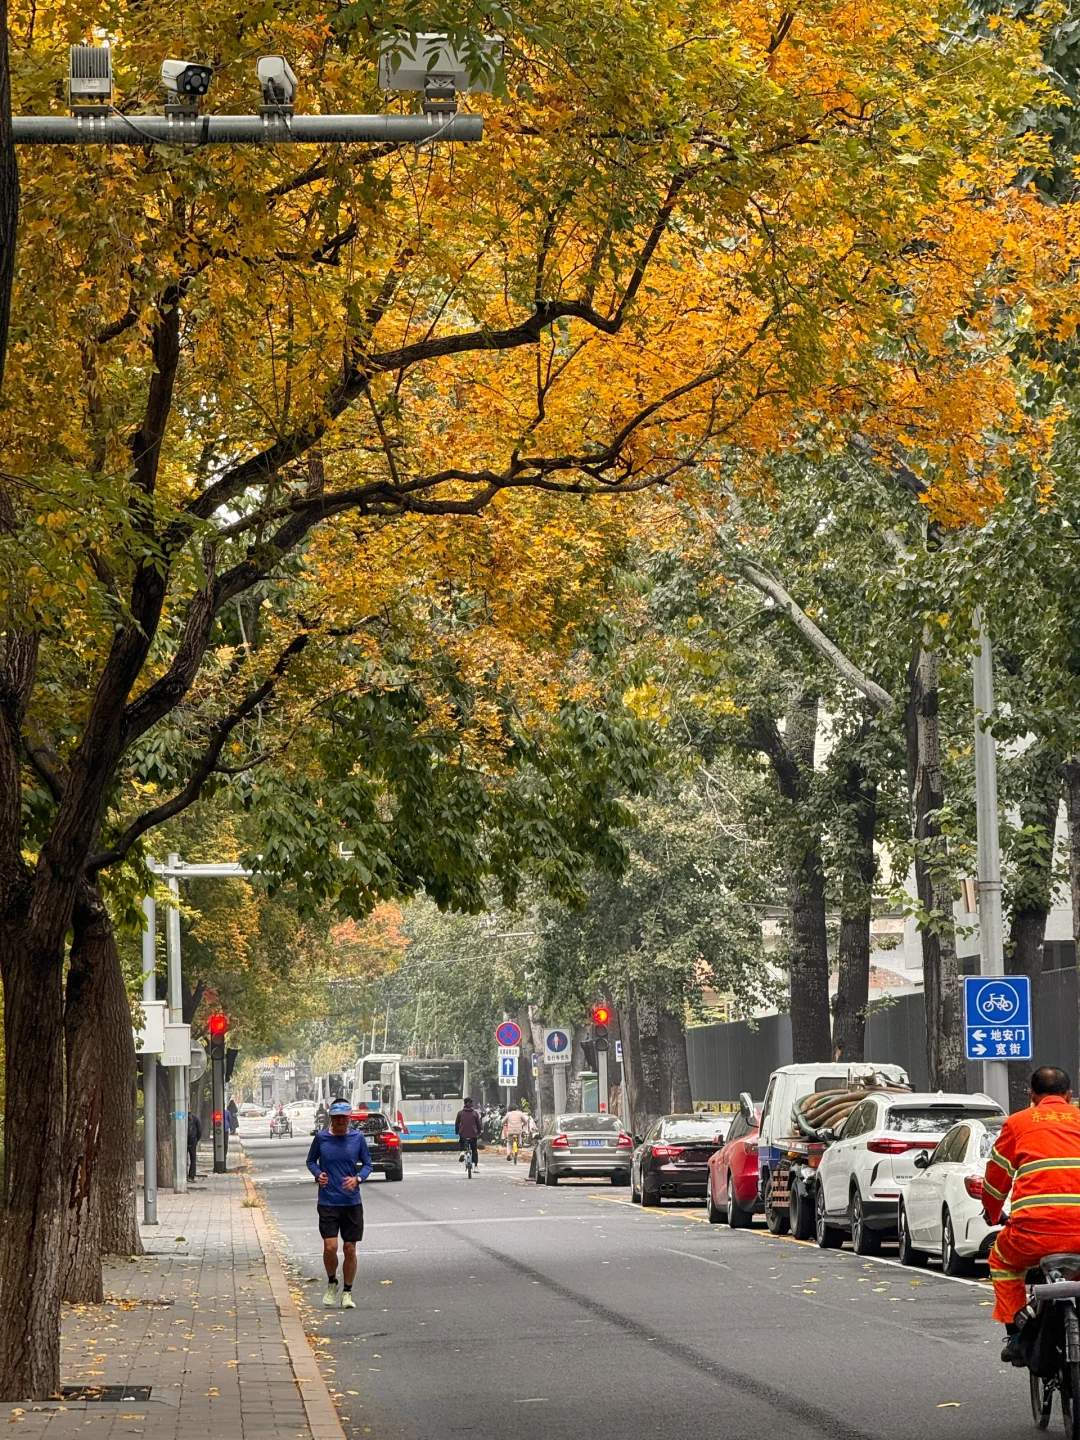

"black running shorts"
[317,1204,364,1243]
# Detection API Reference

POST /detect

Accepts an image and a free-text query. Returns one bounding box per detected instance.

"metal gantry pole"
[141,892,159,1226]
[166,853,188,1193]
[974,608,1011,1112]
[11,111,483,146]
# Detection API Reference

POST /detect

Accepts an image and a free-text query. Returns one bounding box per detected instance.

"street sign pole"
[553,1065,567,1115]
[973,610,1010,1112]
[141,892,158,1226]
[166,853,188,1193]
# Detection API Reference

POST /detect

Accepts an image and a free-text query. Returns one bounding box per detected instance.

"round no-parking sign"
[496,1020,522,1048]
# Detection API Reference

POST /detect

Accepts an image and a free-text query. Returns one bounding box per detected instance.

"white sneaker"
[341,1291,356,1310]
[322,1282,339,1308]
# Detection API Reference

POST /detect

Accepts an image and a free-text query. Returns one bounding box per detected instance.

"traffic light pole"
[211,1031,227,1174]
[597,1049,609,1114]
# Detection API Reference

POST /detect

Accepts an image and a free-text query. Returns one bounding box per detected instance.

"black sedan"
[631,1113,731,1206]
[351,1110,404,1181]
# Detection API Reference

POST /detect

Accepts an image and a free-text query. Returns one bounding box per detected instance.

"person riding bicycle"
[502,1104,527,1160]
[455,1097,482,1169]
[983,1066,1080,1364]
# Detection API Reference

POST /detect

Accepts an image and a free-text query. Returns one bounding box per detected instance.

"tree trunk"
[634,990,663,1126]
[905,645,965,1090]
[156,1063,174,1191]
[833,763,877,1063]
[619,980,647,1134]
[527,1007,554,1126]
[59,891,107,1305]
[658,1008,693,1112]
[0,921,66,1400]
[566,1024,587,1112]
[0,0,20,397]
[99,926,142,1256]
[1063,757,1080,1090]
[781,693,832,1062]
[1006,754,1061,1112]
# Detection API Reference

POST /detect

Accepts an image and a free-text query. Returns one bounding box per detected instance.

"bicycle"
[508,1134,520,1165]
[1022,1254,1080,1438]
[460,1139,477,1179]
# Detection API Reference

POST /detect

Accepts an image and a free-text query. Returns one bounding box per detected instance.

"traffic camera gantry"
[14,35,500,146]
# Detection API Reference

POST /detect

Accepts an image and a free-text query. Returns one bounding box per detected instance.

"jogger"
[306,1099,373,1309]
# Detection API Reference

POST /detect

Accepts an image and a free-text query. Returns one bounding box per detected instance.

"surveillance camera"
[160,59,213,99]
[257,55,297,107]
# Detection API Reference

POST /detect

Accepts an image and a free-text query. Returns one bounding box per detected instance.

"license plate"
[581,1139,604,1147]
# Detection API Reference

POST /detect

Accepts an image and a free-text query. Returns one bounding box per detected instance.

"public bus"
[354,1054,469,1146]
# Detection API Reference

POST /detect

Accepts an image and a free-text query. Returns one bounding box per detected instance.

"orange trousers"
[989,1223,1080,1323]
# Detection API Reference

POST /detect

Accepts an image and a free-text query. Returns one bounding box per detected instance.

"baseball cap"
[329,1100,352,1116]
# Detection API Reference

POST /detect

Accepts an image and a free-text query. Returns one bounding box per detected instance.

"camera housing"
[160,59,213,110]
[257,55,297,111]
[68,44,113,113]
[377,33,501,114]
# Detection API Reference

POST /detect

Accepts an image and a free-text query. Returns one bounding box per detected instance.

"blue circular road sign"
[971,979,1022,1025]
[545,1029,569,1054]
[496,1021,522,1047]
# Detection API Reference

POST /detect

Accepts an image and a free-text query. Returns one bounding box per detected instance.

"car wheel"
[386,1166,404,1182]
[612,1171,630,1187]
[764,1176,789,1235]
[789,1183,814,1241]
[727,1174,752,1229]
[544,1165,559,1187]
[941,1210,974,1276]
[850,1187,882,1256]
[528,1153,537,1180]
[815,1183,845,1249]
[706,1181,722,1225]
[641,1182,660,1207]
[534,1156,544,1185]
[897,1202,927,1267]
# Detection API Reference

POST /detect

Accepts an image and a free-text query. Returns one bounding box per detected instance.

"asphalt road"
[244,1136,1038,1440]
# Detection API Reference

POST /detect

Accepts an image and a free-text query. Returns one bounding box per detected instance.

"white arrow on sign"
[971,1044,987,1056]
[972,1030,987,1041]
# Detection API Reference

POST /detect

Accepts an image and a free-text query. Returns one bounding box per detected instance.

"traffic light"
[591,1004,610,1052]
[208,1015,228,1174]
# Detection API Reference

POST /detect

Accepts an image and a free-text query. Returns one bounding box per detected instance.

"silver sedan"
[532,1113,633,1186]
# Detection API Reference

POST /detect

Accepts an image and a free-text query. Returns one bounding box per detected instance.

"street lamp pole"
[165,853,188,1193]
[973,608,1010,1112]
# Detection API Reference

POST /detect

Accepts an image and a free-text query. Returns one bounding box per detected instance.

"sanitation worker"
[983,1066,1080,1364]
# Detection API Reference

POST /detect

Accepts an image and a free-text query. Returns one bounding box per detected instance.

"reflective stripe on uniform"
[1009,1193,1080,1215]
[989,1268,1026,1281]
[989,1147,1016,1177]
[984,1179,1008,1201]
[1014,1157,1080,1179]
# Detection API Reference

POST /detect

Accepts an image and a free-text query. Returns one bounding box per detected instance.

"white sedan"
[897,1116,1005,1274]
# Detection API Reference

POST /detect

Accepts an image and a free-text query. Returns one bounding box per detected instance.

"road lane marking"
[742,1225,992,1291]
[663,1247,732,1270]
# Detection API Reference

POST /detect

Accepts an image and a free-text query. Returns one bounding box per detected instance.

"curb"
[244,1176,347,1440]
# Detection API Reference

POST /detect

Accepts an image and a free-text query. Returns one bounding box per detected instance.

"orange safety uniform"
[984,1094,1080,1323]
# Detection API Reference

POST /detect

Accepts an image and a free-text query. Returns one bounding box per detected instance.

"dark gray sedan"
[532,1113,633,1186]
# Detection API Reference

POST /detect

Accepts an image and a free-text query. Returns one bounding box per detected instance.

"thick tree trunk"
[634,990,663,1126]
[99,930,142,1256]
[60,892,107,1305]
[0,921,66,1401]
[1064,758,1080,1089]
[0,0,20,397]
[905,645,965,1090]
[780,693,832,1063]
[619,981,647,1134]
[1006,755,1061,1112]
[658,1008,693,1112]
[833,764,877,1064]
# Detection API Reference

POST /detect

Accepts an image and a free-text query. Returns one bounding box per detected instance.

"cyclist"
[454,1097,482,1169]
[983,1066,1080,1363]
[306,1098,373,1309]
[502,1103,528,1161]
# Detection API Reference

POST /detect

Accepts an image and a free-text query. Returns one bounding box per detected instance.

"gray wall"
[688,969,1079,1104]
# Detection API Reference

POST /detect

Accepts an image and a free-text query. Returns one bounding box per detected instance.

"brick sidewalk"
[0,1171,344,1440]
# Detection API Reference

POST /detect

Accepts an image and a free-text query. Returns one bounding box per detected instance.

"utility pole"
[974,609,1010,1112]
[166,853,188,1193]
[141,894,158,1225]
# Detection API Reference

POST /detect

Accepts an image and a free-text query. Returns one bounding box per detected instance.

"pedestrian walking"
[187,1110,202,1181]
[222,1103,232,1163]
[306,1098,373,1310]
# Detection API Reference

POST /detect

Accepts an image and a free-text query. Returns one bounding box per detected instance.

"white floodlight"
[257,55,297,110]
[378,33,501,113]
[160,59,213,103]
[68,44,113,112]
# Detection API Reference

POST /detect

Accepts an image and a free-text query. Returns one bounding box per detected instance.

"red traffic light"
[212,1111,223,1125]
[591,1005,611,1026]
[208,1013,227,1037]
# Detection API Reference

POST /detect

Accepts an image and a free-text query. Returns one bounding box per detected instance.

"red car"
[707,1094,761,1227]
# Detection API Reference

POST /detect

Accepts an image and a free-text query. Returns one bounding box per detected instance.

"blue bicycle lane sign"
[963,975,1032,1062]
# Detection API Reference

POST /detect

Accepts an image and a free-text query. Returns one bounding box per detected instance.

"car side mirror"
[914,1151,930,1170]
[634,1135,643,1146]
[819,1127,836,1143]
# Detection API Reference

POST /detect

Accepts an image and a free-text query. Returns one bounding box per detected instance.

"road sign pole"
[166,854,188,1194]
[553,1065,567,1115]
[973,610,1010,1112]
[141,892,158,1226]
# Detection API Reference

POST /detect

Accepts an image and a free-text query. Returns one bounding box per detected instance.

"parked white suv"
[815,1092,1004,1254]
[897,1115,1005,1274]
